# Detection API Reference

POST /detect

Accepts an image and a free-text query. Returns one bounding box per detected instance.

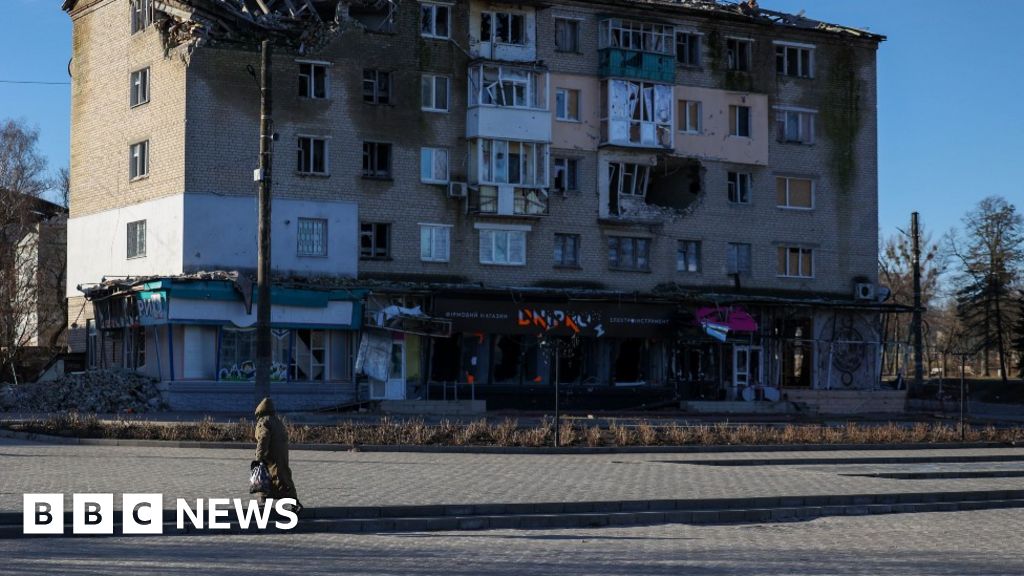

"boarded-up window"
[776,176,813,208]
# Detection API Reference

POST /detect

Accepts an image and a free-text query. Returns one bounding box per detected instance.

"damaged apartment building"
[63,0,901,413]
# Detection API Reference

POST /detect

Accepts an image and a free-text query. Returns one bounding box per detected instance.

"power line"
[0,80,70,86]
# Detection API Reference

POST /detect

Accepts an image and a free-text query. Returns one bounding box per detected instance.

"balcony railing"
[598,48,675,83]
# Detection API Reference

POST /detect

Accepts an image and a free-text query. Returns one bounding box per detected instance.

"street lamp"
[539,333,580,448]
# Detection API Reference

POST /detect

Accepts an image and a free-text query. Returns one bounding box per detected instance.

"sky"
[1,0,1021,239]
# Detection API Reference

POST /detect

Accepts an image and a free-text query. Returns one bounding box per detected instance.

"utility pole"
[554,344,560,448]
[254,40,273,408]
[911,212,924,390]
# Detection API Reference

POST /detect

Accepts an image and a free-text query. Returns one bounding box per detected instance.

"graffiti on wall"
[817,314,879,389]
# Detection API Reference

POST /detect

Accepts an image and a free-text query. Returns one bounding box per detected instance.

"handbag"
[249,461,271,494]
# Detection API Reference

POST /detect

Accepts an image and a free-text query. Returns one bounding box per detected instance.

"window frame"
[727,242,752,276]
[296,135,329,175]
[476,138,549,188]
[676,239,701,273]
[607,235,652,272]
[129,139,149,181]
[480,10,526,46]
[129,67,150,108]
[554,17,582,53]
[362,141,392,179]
[599,18,675,55]
[777,246,815,278]
[601,79,675,148]
[555,87,581,122]
[421,74,450,113]
[419,223,452,263]
[675,31,702,67]
[678,100,702,134]
[774,41,815,79]
[774,107,816,145]
[727,171,752,204]
[420,2,452,39]
[296,217,328,258]
[552,157,579,192]
[469,64,547,110]
[420,147,450,184]
[726,37,753,72]
[479,228,527,266]
[776,176,815,210]
[729,104,751,138]
[298,61,329,99]
[360,222,391,260]
[130,0,152,34]
[126,219,147,259]
[362,69,391,104]
[553,233,581,268]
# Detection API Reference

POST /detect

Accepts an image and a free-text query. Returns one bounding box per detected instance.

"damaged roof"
[64,0,883,53]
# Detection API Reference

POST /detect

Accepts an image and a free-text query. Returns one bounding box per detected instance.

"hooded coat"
[254,397,298,501]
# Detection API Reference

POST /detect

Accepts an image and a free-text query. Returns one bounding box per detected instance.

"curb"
[3,490,1023,538]
[0,428,1017,454]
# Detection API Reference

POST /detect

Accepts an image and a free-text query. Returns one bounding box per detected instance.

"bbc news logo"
[23,494,298,535]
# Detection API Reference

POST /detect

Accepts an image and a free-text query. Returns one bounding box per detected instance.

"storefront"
[85,277,366,411]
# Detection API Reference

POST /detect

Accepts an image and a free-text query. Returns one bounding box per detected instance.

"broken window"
[129,140,149,180]
[420,224,451,262]
[555,18,580,52]
[613,339,648,383]
[477,139,548,187]
[351,2,397,33]
[297,218,327,257]
[362,142,391,178]
[360,222,390,260]
[555,88,580,121]
[678,100,701,133]
[470,64,545,109]
[775,109,815,144]
[290,330,326,382]
[729,105,751,138]
[677,240,700,273]
[297,137,328,175]
[420,147,449,183]
[608,236,650,271]
[362,69,391,104]
[130,67,150,107]
[776,44,814,78]
[607,162,650,204]
[776,176,814,209]
[421,74,450,112]
[553,233,580,267]
[552,157,579,192]
[727,171,752,204]
[420,2,450,39]
[726,38,752,71]
[676,32,701,66]
[599,19,674,55]
[481,11,525,45]
[479,229,526,266]
[777,246,814,277]
[130,0,152,34]
[298,62,328,99]
[727,243,751,275]
[603,80,673,148]
[127,219,146,259]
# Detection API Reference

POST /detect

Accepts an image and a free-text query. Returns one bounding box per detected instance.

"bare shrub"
[585,425,603,447]
[493,418,519,447]
[520,417,552,447]
[635,421,658,446]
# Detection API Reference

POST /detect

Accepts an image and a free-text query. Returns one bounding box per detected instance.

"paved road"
[3,437,1024,511]
[3,509,1023,575]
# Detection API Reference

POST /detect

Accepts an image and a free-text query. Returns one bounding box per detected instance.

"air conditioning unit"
[854,282,876,301]
[447,181,468,198]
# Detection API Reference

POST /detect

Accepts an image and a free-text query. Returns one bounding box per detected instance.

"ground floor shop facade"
[78,278,907,413]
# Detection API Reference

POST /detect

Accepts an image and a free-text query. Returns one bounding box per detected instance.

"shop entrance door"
[732,345,762,389]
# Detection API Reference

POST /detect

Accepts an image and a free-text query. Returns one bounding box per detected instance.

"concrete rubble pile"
[0,370,164,413]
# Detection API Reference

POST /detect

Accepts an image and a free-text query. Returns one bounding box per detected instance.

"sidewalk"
[3,437,1024,513]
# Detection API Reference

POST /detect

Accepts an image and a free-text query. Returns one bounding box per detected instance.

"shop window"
[783,319,813,387]
[290,329,326,382]
[493,335,523,384]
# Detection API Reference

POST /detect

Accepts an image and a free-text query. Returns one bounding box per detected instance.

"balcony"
[469,185,549,217]
[599,48,675,83]
[467,106,551,142]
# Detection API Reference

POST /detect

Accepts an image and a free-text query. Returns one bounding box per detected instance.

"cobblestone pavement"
[2,438,1024,511]
[2,509,1023,575]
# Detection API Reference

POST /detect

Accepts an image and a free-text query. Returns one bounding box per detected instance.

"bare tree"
[55,167,70,209]
[950,196,1024,384]
[878,224,948,376]
[0,119,59,384]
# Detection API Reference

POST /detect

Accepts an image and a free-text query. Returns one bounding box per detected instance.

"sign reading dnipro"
[23,494,298,534]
